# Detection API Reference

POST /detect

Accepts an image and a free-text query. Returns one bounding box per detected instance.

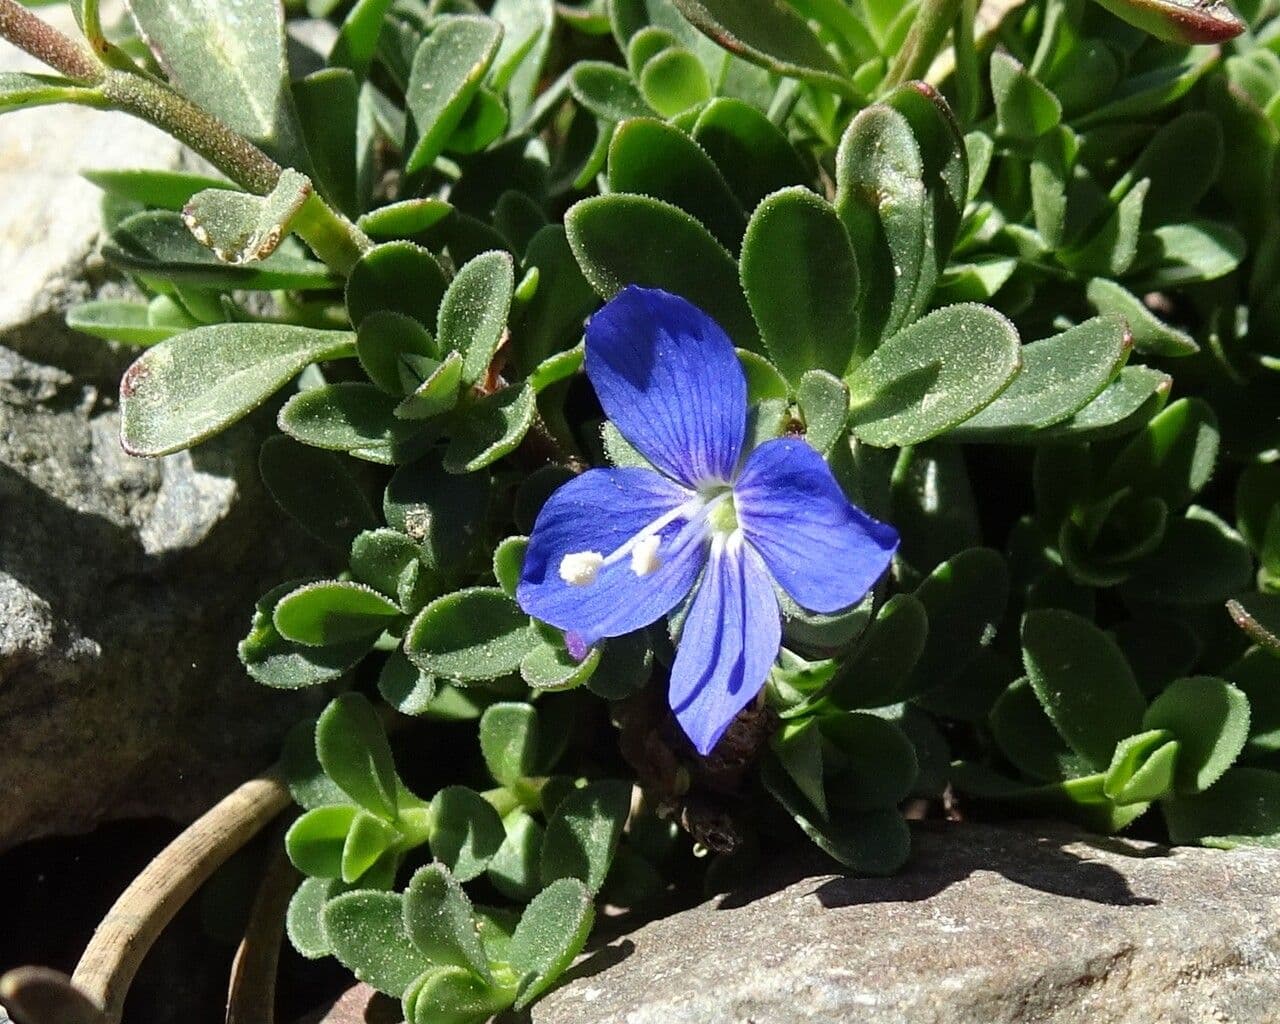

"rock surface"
[535,822,1280,1024]
[0,8,325,847]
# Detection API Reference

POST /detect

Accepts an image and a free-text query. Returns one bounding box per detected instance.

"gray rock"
[535,822,1280,1024]
[0,8,326,847]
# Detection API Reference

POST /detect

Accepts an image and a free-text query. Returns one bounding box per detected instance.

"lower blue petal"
[670,536,781,756]
[517,467,706,645]
[735,437,898,613]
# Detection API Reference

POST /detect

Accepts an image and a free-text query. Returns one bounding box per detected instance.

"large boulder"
[534,822,1280,1024]
[0,8,325,847]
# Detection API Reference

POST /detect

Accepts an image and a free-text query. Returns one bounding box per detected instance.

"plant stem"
[883,0,964,90]
[225,840,297,1024]
[0,0,101,83]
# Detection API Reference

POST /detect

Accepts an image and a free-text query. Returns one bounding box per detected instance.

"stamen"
[630,534,663,576]
[559,550,603,586]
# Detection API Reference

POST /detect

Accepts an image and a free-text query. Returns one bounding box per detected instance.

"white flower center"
[558,489,740,589]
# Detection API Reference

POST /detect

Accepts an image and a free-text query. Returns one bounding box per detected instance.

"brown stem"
[225,839,298,1024]
[0,0,101,83]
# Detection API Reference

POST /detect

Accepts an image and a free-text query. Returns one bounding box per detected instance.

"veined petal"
[586,286,747,488]
[517,467,706,645]
[736,437,898,613]
[670,535,781,756]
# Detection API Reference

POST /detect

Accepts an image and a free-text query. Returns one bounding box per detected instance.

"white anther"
[630,534,663,577]
[559,550,604,586]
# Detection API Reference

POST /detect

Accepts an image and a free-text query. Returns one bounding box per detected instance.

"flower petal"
[736,437,898,613]
[670,536,781,756]
[517,467,706,645]
[586,286,747,487]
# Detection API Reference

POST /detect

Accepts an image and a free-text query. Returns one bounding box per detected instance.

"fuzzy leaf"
[406,588,535,682]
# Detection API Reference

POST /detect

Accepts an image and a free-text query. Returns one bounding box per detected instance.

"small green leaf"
[396,352,465,421]
[358,199,453,240]
[259,436,378,553]
[820,712,918,813]
[385,458,492,573]
[286,805,359,878]
[1105,398,1219,510]
[846,304,1022,448]
[286,877,340,959]
[443,385,536,473]
[990,51,1061,140]
[429,786,506,881]
[1089,0,1244,45]
[798,371,851,455]
[182,169,312,264]
[358,313,438,396]
[403,966,505,1024]
[1125,507,1252,606]
[0,71,100,112]
[508,879,596,1010]
[406,588,535,682]
[638,46,712,116]
[1038,366,1171,443]
[1163,767,1280,848]
[771,720,826,817]
[350,529,423,599]
[1085,279,1198,357]
[540,779,631,894]
[691,97,808,211]
[489,810,545,901]
[569,60,653,122]
[438,251,515,385]
[1133,221,1245,289]
[992,678,1094,783]
[67,300,182,347]
[1104,730,1179,805]
[493,537,529,598]
[342,812,400,883]
[669,0,854,97]
[316,693,401,819]
[1022,609,1147,771]
[520,639,602,691]
[1144,677,1251,794]
[741,188,859,385]
[405,17,504,174]
[278,382,427,464]
[947,316,1132,441]
[816,594,928,711]
[607,118,744,251]
[1225,647,1280,755]
[239,583,374,689]
[325,891,427,997]
[347,242,450,328]
[274,580,401,647]
[403,864,491,980]
[120,323,353,457]
[565,193,760,352]
[480,703,540,786]
[83,168,232,211]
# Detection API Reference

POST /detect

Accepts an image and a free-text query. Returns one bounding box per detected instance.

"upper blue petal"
[670,537,781,755]
[735,437,898,613]
[586,286,747,488]
[516,467,706,646]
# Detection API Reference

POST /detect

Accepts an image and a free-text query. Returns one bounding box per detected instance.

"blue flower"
[517,287,899,755]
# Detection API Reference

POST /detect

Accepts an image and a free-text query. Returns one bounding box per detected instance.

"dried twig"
[225,837,299,1024]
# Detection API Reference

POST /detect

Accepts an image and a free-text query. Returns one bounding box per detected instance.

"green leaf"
[443,385,536,473]
[480,703,539,786]
[991,678,1094,783]
[325,891,427,998]
[1133,221,1245,289]
[820,712,918,812]
[1104,730,1179,805]
[669,0,854,97]
[797,370,851,455]
[489,810,545,901]
[816,594,928,711]
[1124,507,1253,606]
[0,71,100,112]
[347,242,449,328]
[1163,767,1280,848]
[120,323,353,457]
[691,98,808,211]
[105,211,335,290]
[1104,398,1219,510]
[638,46,712,116]
[342,811,400,883]
[1085,279,1198,357]
[357,312,438,396]
[294,69,360,218]
[316,693,401,819]
[286,877,340,959]
[358,199,453,240]
[947,316,1132,441]
[429,786,506,881]
[1144,677,1251,794]
[762,759,910,874]
[521,637,602,691]
[492,537,528,599]
[1228,594,1280,656]
[846,304,1022,447]
[1022,609,1147,770]
[438,251,515,385]
[403,864,491,980]
[1030,127,1074,249]
[385,458,491,573]
[990,51,1061,141]
[1038,366,1171,443]
[1225,647,1280,756]
[740,188,858,385]
[287,804,358,878]
[351,529,422,599]
[569,60,652,122]
[275,580,400,649]
[508,879,595,1010]
[607,118,744,252]
[771,720,826,817]
[403,966,505,1024]
[889,443,981,575]
[182,168,312,264]
[259,436,378,553]
[239,582,373,689]
[1088,0,1245,45]
[397,352,465,422]
[405,16,504,174]
[565,193,760,352]
[123,0,305,163]
[406,588,535,682]
[278,382,427,464]
[540,779,631,894]
[66,301,180,347]
[1059,180,1148,278]
[83,169,232,211]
